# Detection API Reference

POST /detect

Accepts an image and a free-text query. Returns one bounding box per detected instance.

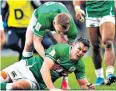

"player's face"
[70,42,88,61]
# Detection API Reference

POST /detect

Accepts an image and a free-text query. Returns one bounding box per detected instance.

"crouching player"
[0,38,95,90]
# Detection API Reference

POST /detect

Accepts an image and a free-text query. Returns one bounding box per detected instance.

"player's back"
[36,2,70,14]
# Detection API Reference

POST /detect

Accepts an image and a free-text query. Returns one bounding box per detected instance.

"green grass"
[1,56,116,90]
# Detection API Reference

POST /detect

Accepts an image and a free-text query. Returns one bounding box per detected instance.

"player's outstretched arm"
[40,57,64,91]
[77,78,95,90]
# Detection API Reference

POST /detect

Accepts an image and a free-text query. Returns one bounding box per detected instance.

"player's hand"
[87,83,95,90]
[50,88,64,91]
[81,83,95,90]
[75,6,85,22]
[53,33,68,44]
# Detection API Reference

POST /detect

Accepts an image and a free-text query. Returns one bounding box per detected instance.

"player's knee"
[92,44,100,53]
[0,71,10,82]
[103,40,113,49]
[13,80,31,90]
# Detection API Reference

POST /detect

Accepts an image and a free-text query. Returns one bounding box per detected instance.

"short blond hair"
[55,13,70,30]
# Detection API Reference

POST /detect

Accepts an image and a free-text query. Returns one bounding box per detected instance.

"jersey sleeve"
[33,10,49,38]
[33,18,47,38]
[67,19,78,43]
[74,59,86,80]
[45,45,59,62]
[33,21,46,38]
[27,9,37,32]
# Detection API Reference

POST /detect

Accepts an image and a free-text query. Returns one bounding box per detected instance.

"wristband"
[75,5,81,12]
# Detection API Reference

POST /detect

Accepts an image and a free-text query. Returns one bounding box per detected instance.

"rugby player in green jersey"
[73,0,116,86]
[22,2,78,89]
[0,37,95,90]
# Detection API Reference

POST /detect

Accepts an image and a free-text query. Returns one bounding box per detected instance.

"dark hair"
[75,37,90,48]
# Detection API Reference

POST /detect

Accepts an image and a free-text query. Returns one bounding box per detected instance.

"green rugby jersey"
[26,43,85,89]
[86,0,115,17]
[33,2,78,43]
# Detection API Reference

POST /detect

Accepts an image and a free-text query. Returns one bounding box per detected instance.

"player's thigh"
[100,16,115,42]
[88,27,101,45]
[86,17,101,45]
[19,31,26,49]
[2,61,25,81]
[100,22,115,42]
[6,29,19,46]
[12,79,38,90]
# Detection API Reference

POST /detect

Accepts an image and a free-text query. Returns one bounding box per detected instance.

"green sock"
[1,83,7,90]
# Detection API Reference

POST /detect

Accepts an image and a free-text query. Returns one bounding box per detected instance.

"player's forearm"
[34,41,45,59]
[33,36,45,59]
[40,65,55,89]
[77,78,95,90]
[73,0,81,8]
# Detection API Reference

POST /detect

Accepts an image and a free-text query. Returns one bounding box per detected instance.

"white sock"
[95,68,104,78]
[22,51,33,57]
[6,83,12,90]
[106,66,114,77]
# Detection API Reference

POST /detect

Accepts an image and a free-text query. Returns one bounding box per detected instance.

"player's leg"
[6,29,22,58]
[0,68,12,90]
[22,29,33,59]
[12,79,37,90]
[61,75,70,90]
[0,70,11,83]
[1,79,37,90]
[88,27,104,85]
[19,29,26,60]
[1,60,38,90]
[100,16,116,85]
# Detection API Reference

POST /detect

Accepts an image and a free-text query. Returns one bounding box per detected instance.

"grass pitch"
[1,56,116,90]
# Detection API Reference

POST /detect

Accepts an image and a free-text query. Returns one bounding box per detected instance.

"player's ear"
[53,20,55,25]
[72,42,75,46]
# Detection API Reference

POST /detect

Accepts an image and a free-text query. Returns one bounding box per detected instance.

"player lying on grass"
[0,37,95,90]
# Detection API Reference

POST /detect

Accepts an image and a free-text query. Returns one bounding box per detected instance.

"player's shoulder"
[56,43,70,48]
[55,43,70,52]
